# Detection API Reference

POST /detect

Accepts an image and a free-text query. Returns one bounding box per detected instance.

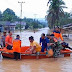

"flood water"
[0,27,72,72]
[14,27,49,46]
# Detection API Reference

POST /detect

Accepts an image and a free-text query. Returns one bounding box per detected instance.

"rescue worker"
[2,31,7,47]
[0,31,2,48]
[53,26,64,41]
[25,36,41,54]
[46,34,63,58]
[5,31,13,50]
[40,33,50,52]
[13,35,21,60]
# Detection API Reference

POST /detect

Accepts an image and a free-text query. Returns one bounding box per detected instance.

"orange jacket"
[5,35,13,47]
[53,31,64,41]
[13,39,21,53]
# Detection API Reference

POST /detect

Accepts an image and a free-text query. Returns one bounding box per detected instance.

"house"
[14,21,26,26]
[0,21,26,32]
[5,22,16,32]
[63,23,72,30]
[0,24,4,32]
[0,21,16,32]
[15,21,26,30]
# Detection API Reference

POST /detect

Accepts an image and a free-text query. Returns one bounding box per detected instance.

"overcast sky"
[0,0,72,18]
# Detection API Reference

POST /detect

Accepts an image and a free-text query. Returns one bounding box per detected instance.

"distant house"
[18,21,26,29]
[0,21,16,32]
[0,24,4,32]
[0,21,26,32]
[15,21,26,30]
[5,22,16,32]
[14,21,26,26]
[17,21,26,25]
[63,23,72,30]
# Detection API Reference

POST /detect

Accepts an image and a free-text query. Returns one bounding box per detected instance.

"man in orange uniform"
[53,27,64,41]
[5,31,13,50]
[13,35,21,60]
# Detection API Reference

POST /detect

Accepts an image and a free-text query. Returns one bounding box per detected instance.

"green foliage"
[47,0,66,28]
[38,24,43,28]
[32,22,38,29]
[23,18,45,29]
[2,8,19,22]
[15,24,23,30]
[25,24,29,29]
[0,8,47,30]
[0,11,3,20]
[59,12,72,26]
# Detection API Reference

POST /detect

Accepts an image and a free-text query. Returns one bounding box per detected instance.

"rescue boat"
[0,46,72,59]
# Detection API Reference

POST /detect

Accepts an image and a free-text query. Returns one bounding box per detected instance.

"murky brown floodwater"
[0,27,72,72]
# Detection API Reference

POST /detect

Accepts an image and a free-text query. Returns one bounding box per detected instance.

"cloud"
[0,0,72,18]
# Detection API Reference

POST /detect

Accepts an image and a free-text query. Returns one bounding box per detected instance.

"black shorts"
[7,45,12,50]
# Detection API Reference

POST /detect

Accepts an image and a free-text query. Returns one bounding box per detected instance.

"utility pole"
[34,14,37,21]
[47,0,51,6]
[18,1,25,32]
[33,14,38,33]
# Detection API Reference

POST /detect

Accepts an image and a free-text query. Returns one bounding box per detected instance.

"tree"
[32,22,38,29]
[60,12,72,26]
[3,8,19,21]
[3,8,15,15]
[23,17,44,29]
[47,0,66,28]
[0,11,3,20]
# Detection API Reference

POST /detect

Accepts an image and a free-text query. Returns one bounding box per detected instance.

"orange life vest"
[5,35,13,47]
[13,39,21,53]
[53,31,63,41]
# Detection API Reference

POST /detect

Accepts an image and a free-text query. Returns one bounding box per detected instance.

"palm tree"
[46,0,66,28]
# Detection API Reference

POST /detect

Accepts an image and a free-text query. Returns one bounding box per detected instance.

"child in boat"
[25,36,41,54]
[46,34,63,58]
[13,35,21,60]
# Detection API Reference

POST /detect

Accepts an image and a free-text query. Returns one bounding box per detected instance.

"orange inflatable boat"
[0,46,72,59]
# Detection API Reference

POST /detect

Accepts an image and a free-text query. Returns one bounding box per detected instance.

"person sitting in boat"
[25,36,41,54]
[0,31,3,48]
[40,33,49,52]
[13,35,21,60]
[2,31,7,48]
[46,34,63,58]
[53,26,64,41]
[61,42,72,50]
[5,31,13,50]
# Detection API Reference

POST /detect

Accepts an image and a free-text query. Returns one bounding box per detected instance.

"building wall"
[0,26,4,32]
